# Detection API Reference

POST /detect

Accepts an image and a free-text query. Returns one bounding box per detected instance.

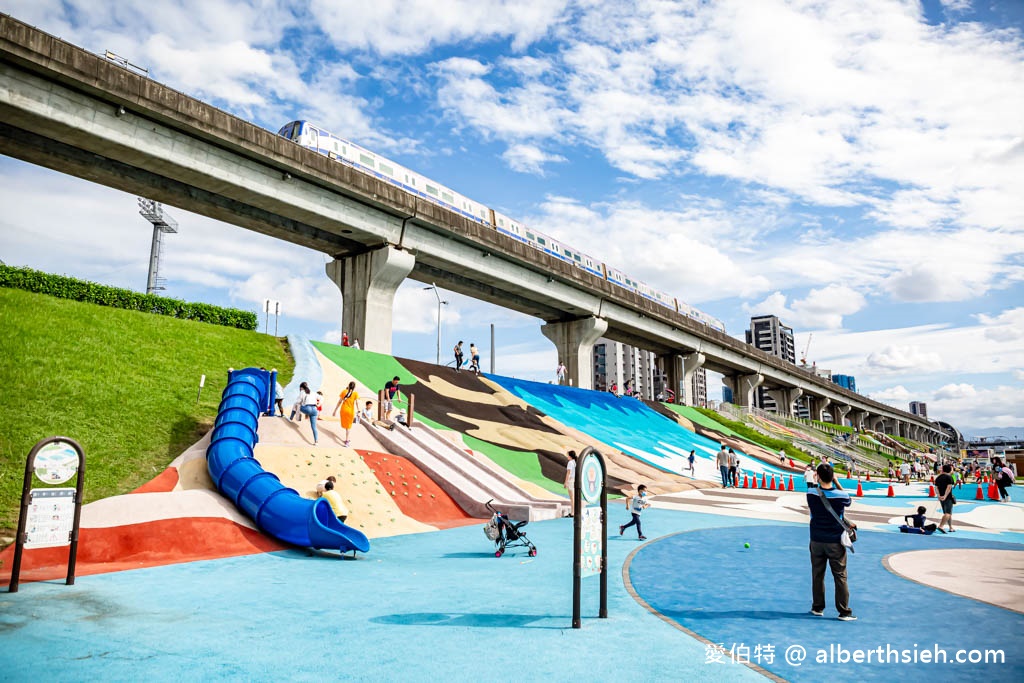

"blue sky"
[1,0,1022,432]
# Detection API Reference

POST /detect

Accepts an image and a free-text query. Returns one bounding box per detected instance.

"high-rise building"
[690,367,707,407]
[722,385,734,404]
[910,401,928,418]
[745,315,796,412]
[832,374,857,393]
[591,338,656,399]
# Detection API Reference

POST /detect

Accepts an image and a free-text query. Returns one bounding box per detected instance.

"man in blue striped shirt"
[806,463,857,621]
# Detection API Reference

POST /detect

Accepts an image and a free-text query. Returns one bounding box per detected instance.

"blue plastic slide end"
[206,367,371,554]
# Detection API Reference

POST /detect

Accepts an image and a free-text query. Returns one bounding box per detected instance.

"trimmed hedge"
[0,264,257,330]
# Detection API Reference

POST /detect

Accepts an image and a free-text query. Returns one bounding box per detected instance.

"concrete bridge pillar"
[658,354,683,403]
[833,404,851,427]
[682,352,706,406]
[850,410,868,431]
[869,415,884,432]
[766,387,803,417]
[811,396,831,422]
[541,317,608,391]
[722,372,763,408]
[326,246,415,355]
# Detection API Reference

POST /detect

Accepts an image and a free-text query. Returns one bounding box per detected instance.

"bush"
[0,264,257,330]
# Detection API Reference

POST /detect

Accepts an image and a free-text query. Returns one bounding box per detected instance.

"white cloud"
[427,0,1024,232]
[310,0,569,55]
[929,384,1024,428]
[934,383,977,400]
[745,285,866,330]
[501,144,567,175]
[866,345,944,373]
[978,307,1024,342]
[869,385,912,402]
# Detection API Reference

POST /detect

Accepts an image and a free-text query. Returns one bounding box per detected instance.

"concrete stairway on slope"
[367,421,568,522]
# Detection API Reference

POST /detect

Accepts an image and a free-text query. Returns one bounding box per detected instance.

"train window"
[497,218,506,227]
[442,191,454,202]
[526,232,535,240]
[574,254,581,262]
[359,153,375,168]
[379,163,394,176]
[426,185,439,196]
[537,237,546,246]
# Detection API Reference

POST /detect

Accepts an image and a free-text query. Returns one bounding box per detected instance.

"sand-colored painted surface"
[360,451,477,529]
[886,549,1024,613]
[252,444,436,538]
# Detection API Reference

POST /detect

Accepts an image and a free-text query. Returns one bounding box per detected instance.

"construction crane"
[800,333,813,366]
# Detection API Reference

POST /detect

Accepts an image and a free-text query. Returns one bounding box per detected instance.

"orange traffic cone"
[989,483,999,500]
[769,476,776,491]
[887,484,895,497]
[866,473,871,481]
[855,481,864,497]
[975,484,984,500]
[743,474,749,488]
[761,473,767,488]
[787,475,795,491]
[928,485,935,497]
[752,475,758,489]
[930,475,935,483]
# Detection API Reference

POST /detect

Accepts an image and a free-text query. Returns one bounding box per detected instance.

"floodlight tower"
[137,198,178,295]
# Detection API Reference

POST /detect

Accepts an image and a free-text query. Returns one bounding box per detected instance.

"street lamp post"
[423,283,448,365]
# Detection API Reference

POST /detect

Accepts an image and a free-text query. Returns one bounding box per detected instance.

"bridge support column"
[723,373,763,408]
[541,317,608,391]
[658,354,683,403]
[812,396,831,422]
[833,405,851,427]
[766,387,803,417]
[850,409,868,431]
[326,246,415,355]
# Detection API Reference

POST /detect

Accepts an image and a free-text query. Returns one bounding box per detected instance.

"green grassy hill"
[0,288,292,534]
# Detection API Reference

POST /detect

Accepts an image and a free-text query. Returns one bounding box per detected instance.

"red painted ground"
[131,467,179,493]
[360,450,480,529]
[0,517,285,586]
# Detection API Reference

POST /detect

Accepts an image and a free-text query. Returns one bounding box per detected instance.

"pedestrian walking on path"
[454,341,464,371]
[298,384,320,444]
[332,381,359,447]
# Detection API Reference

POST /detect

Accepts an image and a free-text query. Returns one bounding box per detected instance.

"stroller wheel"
[529,548,537,557]
[495,550,503,558]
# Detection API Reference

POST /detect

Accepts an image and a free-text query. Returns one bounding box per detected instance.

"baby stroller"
[484,500,537,558]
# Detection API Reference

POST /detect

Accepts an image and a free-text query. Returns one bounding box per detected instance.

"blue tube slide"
[206,367,370,554]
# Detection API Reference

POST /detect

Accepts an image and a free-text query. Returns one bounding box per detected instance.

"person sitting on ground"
[321,480,349,524]
[900,505,941,534]
[316,475,337,498]
[357,400,374,424]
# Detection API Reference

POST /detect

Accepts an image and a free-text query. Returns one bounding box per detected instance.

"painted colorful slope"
[313,342,708,496]
[360,452,477,529]
[489,377,788,480]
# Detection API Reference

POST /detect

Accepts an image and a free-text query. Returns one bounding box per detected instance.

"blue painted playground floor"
[2,507,1021,682]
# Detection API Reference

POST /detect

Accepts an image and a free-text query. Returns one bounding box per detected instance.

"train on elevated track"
[277,120,726,333]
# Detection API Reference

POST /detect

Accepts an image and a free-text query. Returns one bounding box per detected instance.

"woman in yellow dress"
[332,381,359,447]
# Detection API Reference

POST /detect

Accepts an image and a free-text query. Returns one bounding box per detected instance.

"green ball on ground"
[744,542,750,548]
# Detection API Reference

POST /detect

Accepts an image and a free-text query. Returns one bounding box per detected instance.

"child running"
[619,484,650,540]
